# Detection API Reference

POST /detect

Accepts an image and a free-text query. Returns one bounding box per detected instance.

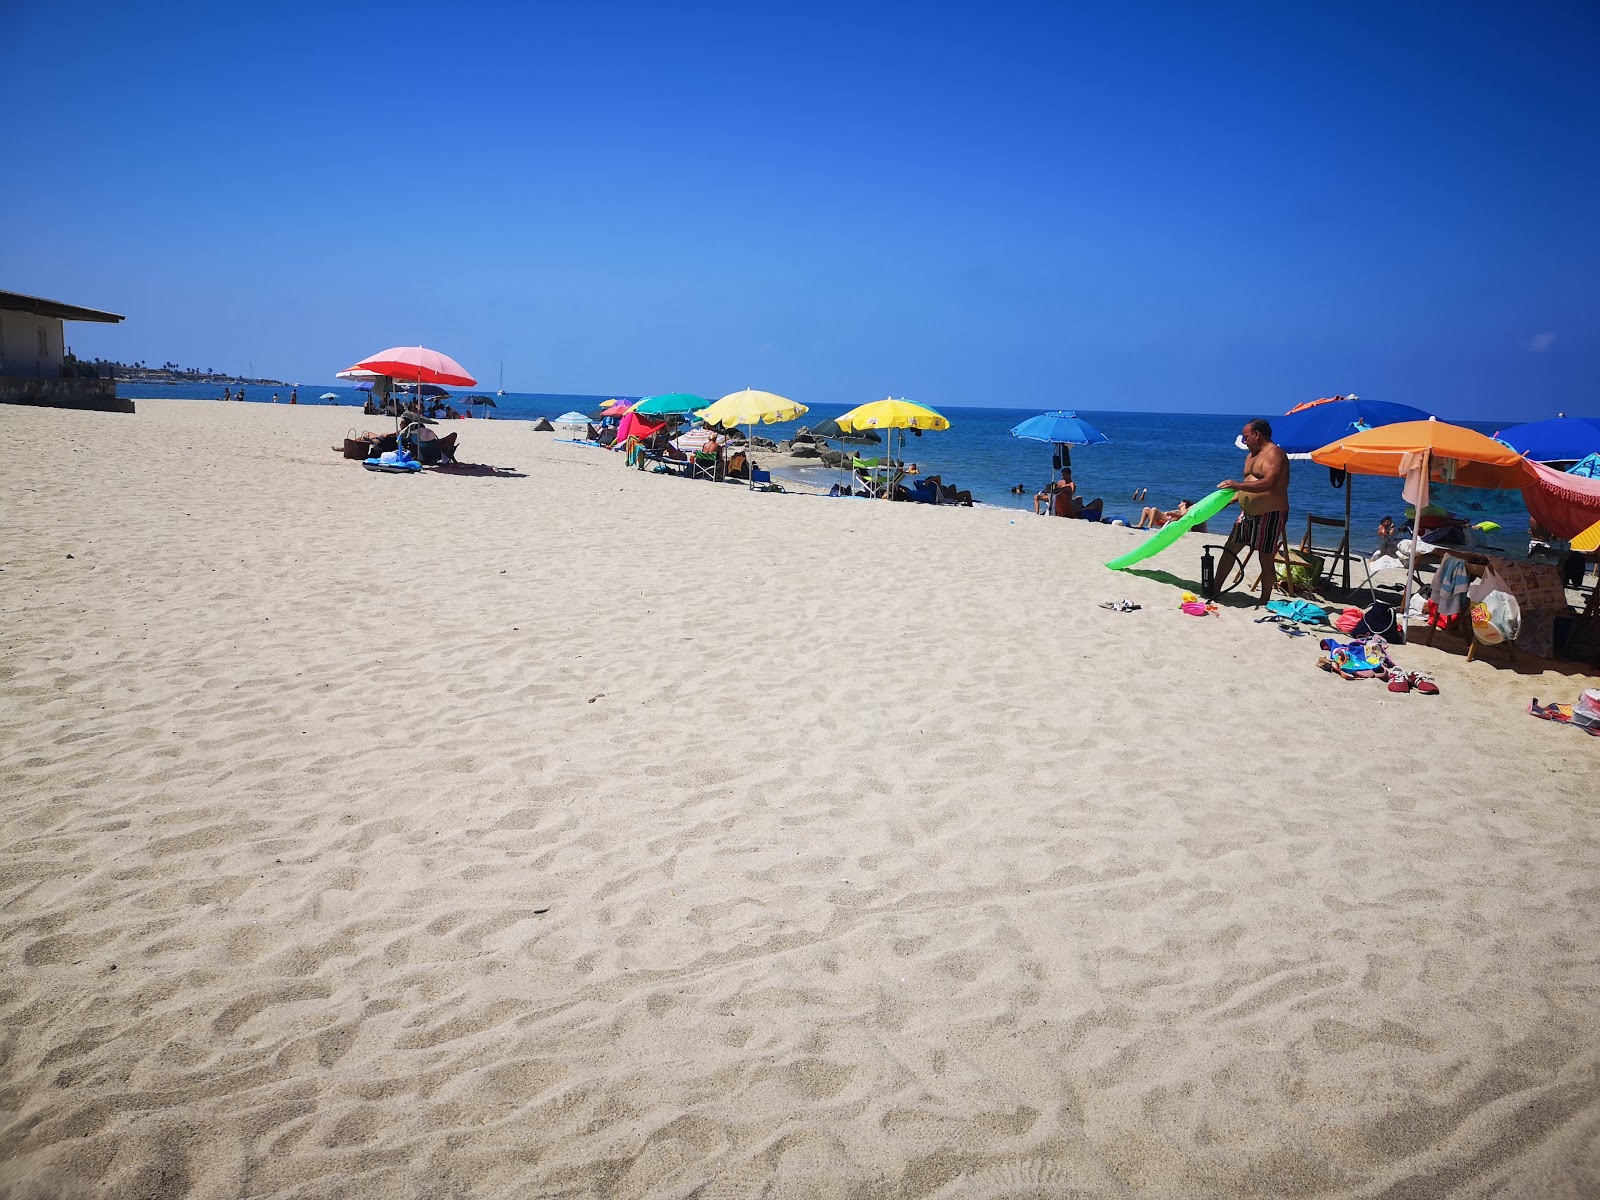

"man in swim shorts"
[1213,418,1290,606]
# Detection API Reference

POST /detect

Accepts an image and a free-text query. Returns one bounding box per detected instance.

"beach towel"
[1266,599,1326,624]
[1522,459,1600,539]
[1433,556,1472,618]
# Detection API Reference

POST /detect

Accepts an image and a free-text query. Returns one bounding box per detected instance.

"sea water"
[122,382,1528,552]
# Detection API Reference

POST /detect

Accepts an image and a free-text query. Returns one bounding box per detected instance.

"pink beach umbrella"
[353,346,476,387]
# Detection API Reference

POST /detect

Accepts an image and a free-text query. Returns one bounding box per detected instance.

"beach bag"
[1334,606,1364,634]
[1574,689,1600,730]
[1469,591,1520,646]
[1278,552,1324,589]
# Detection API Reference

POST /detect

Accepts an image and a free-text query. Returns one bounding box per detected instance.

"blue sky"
[3,1,1596,419]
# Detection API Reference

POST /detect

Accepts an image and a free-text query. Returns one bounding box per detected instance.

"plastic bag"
[1470,590,1520,645]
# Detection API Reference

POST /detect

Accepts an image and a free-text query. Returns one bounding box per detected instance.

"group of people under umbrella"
[580,390,980,501]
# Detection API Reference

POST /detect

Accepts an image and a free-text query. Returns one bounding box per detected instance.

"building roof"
[0,290,124,323]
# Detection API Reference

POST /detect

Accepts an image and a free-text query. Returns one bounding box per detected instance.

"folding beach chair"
[1223,521,1314,600]
[1301,514,1373,597]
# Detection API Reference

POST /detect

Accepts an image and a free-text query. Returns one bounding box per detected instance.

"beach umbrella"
[614,410,669,445]
[1010,410,1108,448]
[834,398,950,499]
[1493,416,1600,464]
[318,391,339,401]
[1311,418,1532,638]
[397,382,451,398]
[556,410,589,424]
[696,390,809,488]
[633,392,710,417]
[1251,398,1434,457]
[1573,517,1600,554]
[353,345,475,387]
[1010,410,1108,479]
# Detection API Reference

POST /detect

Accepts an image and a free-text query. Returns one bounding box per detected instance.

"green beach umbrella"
[632,392,710,417]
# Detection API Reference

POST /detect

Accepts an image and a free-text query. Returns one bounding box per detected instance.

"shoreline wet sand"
[2,400,1596,1198]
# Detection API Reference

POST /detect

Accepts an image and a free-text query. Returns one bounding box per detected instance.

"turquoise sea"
[124,382,1527,552]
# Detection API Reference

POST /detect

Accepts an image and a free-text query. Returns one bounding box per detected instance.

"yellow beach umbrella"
[834,398,951,498]
[834,396,950,433]
[1573,518,1600,554]
[695,389,808,487]
[698,388,807,427]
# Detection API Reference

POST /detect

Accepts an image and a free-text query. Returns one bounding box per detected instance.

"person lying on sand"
[1135,499,1192,529]
[921,475,974,506]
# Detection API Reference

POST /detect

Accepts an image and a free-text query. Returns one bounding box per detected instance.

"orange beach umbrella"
[1309,418,1531,489]
[1310,418,1533,639]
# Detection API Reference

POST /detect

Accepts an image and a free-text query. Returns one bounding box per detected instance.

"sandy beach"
[1,399,1596,1199]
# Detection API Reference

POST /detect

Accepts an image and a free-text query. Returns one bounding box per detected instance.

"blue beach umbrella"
[1010,410,1109,447]
[1010,410,1108,480]
[1244,397,1433,457]
[1493,416,1600,464]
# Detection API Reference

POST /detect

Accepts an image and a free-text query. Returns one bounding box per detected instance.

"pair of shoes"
[1099,599,1141,612]
[1389,672,1440,695]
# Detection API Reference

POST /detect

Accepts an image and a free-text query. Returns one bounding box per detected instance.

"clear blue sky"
[4,1,1596,419]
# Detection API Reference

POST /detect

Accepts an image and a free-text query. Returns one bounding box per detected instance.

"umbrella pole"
[1344,475,1353,595]
[1399,450,1428,644]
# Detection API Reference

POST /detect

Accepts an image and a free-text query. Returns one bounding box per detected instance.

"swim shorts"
[1232,509,1286,553]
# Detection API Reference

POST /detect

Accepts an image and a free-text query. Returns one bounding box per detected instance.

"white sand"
[1,399,1596,1199]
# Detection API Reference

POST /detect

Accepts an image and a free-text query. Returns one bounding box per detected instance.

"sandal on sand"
[1099,599,1141,612]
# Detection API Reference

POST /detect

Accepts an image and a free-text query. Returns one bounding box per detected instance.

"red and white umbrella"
[352,345,476,387]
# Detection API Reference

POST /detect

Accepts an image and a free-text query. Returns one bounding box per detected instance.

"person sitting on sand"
[1035,467,1072,515]
[1036,467,1103,519]
[362,397,378,415]
[1135,499,1193,530]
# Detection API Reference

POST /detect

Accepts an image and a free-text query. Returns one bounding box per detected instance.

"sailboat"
[497,363,506,396]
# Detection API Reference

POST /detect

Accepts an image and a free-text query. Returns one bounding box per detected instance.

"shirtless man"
[1213,418,1290,606]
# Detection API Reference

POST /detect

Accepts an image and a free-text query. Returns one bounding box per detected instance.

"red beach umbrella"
[353,346,476,387]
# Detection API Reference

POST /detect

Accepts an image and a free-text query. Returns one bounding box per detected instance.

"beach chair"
[1224,522,1314,599]
[689,448,723,481]
[851,457,904,498]
[1301,514,1372,597]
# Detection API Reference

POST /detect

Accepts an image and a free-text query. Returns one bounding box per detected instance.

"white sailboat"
[497,363,506,396]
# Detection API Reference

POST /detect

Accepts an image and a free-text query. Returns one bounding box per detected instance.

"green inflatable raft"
[1105,488,1237,571]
